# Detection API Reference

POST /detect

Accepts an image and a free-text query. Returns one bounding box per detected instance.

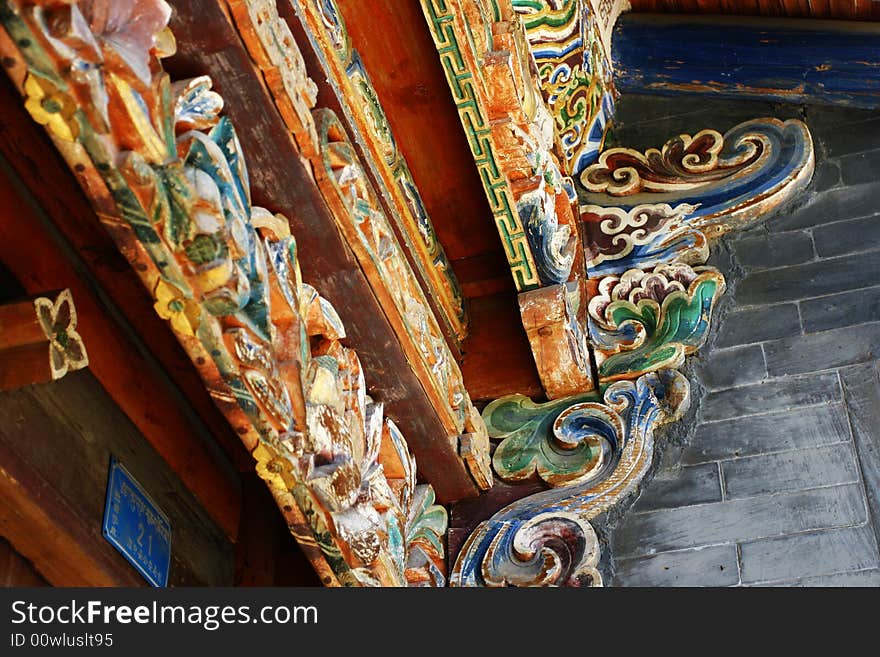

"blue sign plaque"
[102,457,172,587]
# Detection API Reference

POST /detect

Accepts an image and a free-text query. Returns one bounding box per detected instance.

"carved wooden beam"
[420,0,547,291]
[0,0,451,586]
[267,0,469,347]
[518,282,593,399]
[164,0,489,497]
[0,290,88,390]
[222,0,492,492]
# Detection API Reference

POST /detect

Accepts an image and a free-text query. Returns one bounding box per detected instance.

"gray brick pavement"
[608,97,880,587]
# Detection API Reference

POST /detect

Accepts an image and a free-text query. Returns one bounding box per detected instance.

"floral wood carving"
[35,288,89,380]
[227,0,493,491]
[0,288,89,389]
[235,0,467,345]
[0,0,448,586]
[588,263,726,382]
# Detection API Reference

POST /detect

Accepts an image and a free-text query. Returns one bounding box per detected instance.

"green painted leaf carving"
[486,391,603,485]
[599,273,723,381]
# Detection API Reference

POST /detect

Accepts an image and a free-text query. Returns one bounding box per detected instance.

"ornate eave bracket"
[580,118,816,277]
[453,369,689,587]
[428,0,816,587]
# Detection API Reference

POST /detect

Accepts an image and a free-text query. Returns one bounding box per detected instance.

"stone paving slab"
[695,344,767,390]
[714,304,802,348]
[631,463,722,513]
[763,322,880,376]
[753,568,880,587]
[841,363,880,550]
[732,231,815,270]
[614,546,739,587]
[812,214,880,258]
[701,371,842,422]
[838,149,880,187]
[769,182,880,232]
[611,484,866,558]
[812,160,841,192]
[819,118,880,157]
[739,525,880,585]
[682,404,852,465]
[736,250,880,306]
[801,286,880,334]
[721,445,860,500]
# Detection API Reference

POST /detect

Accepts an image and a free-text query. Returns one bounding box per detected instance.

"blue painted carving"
[452,369,689,587]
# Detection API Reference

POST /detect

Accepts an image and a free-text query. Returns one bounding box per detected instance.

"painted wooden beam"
[0,71,255,475]
[165,0,480,502]
[613,13,880,109]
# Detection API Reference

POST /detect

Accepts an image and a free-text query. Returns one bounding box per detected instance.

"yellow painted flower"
[23,74,78,142]
[153,279,200,336]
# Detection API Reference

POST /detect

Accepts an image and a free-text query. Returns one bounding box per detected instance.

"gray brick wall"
[606,96,880,587]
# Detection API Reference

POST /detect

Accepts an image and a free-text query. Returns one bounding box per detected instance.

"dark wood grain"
[0,537,47,587]
[0,371,234,586]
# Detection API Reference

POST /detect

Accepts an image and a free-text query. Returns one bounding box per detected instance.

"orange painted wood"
[0,344,52,391]
[459,293,543,402]
[0,298,45,350]
[0,153,242,542]
[335,0,506,267]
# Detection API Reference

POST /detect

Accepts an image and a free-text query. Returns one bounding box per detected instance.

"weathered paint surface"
[453,369,690,587]
[580,118,815,275]
[0,289,88,389]
[613,14,880,109]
